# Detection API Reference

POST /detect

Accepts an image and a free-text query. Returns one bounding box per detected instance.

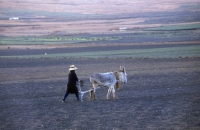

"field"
[0,57,200,130]
[0,0,200,130]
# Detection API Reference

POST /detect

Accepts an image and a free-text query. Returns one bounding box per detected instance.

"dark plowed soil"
[0,56,200,130]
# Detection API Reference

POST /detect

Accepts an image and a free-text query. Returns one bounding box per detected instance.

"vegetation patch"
[1,45,199,59]
[0,35,128,45]
[145,23,200,31]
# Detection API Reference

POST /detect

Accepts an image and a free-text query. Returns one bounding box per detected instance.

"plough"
[77,80,100,101]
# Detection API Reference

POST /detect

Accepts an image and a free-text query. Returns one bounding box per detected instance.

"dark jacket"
[67,70,78,94]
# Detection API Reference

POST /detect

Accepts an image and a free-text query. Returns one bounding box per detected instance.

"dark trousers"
[63,92,79,101]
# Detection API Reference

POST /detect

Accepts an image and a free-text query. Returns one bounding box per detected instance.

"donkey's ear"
[122,66,126,72]
[124,68,127,75]
[122,66,124,71]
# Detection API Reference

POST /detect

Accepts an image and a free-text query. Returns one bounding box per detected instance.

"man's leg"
[63,92,69,102]
[75,93,80,101]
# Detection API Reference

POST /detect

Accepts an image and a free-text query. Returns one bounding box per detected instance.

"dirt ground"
[0,53,200,129]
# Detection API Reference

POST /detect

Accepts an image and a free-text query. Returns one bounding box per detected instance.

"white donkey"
[90,66,127,100]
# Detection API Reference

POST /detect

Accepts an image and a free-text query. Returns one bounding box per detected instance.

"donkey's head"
[114,66,127,84]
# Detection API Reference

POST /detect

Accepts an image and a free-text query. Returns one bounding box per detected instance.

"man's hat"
[69,65,78,71]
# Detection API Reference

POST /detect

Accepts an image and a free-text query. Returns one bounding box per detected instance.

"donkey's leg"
[92,84,98,100]
[90,90,97,100]
[106,87,111,99]
[89,90,94,100]
[90,83,95,100]
[111,87,116,99]
[90,84,98,100]
[93,89,97,100]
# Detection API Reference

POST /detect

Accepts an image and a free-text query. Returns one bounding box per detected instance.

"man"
[62,65,80,102]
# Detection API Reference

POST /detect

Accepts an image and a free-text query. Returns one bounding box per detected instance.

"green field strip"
[144,23,200,31]
[1,45,200,59]
[0,36,120,45]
